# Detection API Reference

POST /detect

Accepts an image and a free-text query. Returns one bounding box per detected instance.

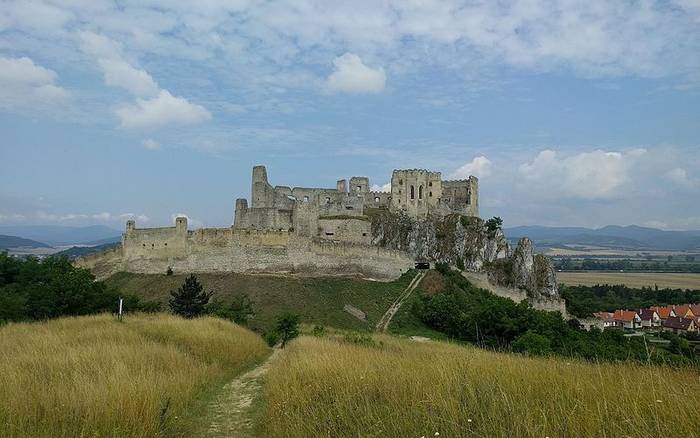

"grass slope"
[0,314,269,438]
[259,335,700,437]
[106,271,416,333]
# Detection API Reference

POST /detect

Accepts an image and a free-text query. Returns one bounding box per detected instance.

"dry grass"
[0,313,269,438]
[259,335,700,437]
[558,271,700,289]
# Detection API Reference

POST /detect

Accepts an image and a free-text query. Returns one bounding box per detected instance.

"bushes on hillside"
[168,274,212,319]
[412,267,696,364]
[0,252,159,323]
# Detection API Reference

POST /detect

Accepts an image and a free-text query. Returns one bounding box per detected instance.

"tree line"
[411,264,697,364]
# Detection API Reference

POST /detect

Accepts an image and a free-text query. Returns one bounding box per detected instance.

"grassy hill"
[0,314,269,438]
[259,334,700,437]
[106,271,417,333]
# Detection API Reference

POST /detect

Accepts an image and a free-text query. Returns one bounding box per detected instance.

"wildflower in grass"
[467,419,472,423]
[435,432,439,436]
[656,399,663,403]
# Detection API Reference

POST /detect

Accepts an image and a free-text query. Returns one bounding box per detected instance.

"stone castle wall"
[80,218,413,280]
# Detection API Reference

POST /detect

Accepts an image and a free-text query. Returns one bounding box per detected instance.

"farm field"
[106,271,416,333]
[0,314,269,438]
[558,271,700,289]
[258,334,700,437]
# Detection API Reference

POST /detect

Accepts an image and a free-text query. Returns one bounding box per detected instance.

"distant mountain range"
[505,225,700,251]
[0,225,121,246]
[54,242,120,259]
[0,235,52,250]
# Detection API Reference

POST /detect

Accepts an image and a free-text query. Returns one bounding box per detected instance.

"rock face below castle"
[77,165,562,307]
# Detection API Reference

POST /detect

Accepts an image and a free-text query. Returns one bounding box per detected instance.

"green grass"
[258,334,700,437]
[558,271,700,289]
[0,313,269,438]
[106,271,416,333]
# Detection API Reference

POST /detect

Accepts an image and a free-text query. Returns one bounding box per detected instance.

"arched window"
[374,197,380,203]
[419,185,423,199]
[410,185,415,200]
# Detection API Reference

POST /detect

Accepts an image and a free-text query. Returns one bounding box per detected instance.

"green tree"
[512,330,553,356]
[168,274,212,319]
[275,313,300,348]
[485,216,503,237]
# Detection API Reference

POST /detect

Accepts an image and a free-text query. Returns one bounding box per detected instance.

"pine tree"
[168,274,212,318]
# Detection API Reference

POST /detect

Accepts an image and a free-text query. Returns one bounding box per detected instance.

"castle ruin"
[233,165,479,244]
[79,165,479,280]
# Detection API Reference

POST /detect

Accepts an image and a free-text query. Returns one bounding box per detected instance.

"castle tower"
[349,176,369,195]
[390,169,442,218]
[251,165,272,208]
[336,179,347,193]
[175,216,188,234]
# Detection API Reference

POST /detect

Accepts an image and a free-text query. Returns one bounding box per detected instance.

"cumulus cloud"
[518,149,643,200]
[370,183,392,192]
[142,138,161,150]
[450,156,492,179]
[665,167,699,188]
[326,53,386,94]
[0,56,69,110]
[116,90,211,130]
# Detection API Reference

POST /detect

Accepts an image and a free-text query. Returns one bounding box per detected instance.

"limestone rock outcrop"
[370,211,559,299]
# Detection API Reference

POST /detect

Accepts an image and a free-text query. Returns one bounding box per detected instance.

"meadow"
[106,271,415,333]
[558,271,700,289]
[258,335,700,437]
[0,313,269,438]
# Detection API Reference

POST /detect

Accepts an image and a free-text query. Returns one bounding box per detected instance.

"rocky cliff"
[370,210,559,300]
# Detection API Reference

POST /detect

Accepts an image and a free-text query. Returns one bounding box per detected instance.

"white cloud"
[80,31,159,97]
[142,138,161,150]
[519,149,642,200]
[450,156,492,179]
[0,56,69,110]
[115,90,211,130]
[326,53,386,94]
[98,58,159,97]
[370,183,391,192]
[665,167,699,188]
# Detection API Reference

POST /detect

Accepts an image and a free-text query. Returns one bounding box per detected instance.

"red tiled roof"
[613,310,638,322]
[593,312,614,321]
[651,306,675,319]
[674,305,695,319]
[690,304,700,316]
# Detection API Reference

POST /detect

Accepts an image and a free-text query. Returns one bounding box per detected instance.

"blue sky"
[1,0,699,230]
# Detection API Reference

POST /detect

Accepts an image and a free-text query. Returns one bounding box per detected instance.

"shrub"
[168,275,213,319]
[275,313,300,348]
[264,331,279,347]
[312,325,325,337]
[512,330,552,356]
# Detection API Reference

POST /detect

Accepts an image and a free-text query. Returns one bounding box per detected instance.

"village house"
[637,309,661,328]
[662,316,698,334]
[592,312,616,329]
[650,305,676,322]
[613,310,641,330]
[673,305,695,320]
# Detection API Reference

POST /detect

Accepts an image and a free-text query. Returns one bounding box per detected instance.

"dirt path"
[376,271,425,332]
[203,349,280,438]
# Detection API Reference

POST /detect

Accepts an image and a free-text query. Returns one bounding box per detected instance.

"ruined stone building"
[233,165,479,244]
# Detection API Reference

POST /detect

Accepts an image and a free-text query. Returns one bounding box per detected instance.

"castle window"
[429,191,432,197]
[399,179,403,185]
[151,243,154,248]
[345,206,354,210]
[362,233,367,236]
[356,185,361,192]
[374,197,380,203]
[325,196,330,203]
[466,196,471,205]
[142,243,145,247]
[303,195,309,202]
[429,182,433,187]
[164,243,167,246]
[325,232,334,236]
[410,185,415,200]
[419,185,423,199]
